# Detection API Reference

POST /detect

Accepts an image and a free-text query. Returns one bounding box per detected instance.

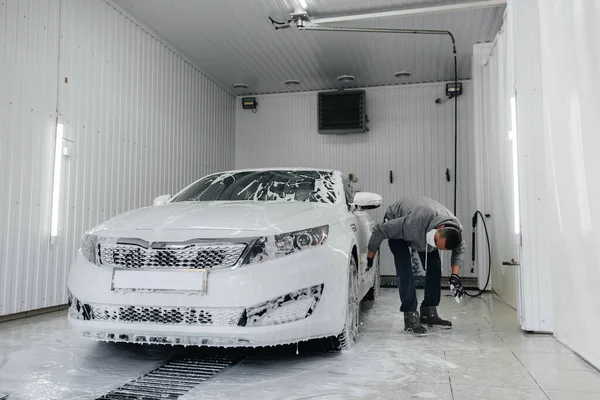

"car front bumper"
[67,246,349,347]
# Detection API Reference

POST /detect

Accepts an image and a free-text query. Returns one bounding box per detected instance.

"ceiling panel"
[111,0,505,94]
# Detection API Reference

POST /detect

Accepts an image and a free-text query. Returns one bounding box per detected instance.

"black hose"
[269,16,289,25]
[464,210,491,298]
[296,24,460,214]
[453,44,458,215]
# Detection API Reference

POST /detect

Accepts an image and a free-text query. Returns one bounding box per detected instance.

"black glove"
[449,274,465,303]
[367,257,374,269]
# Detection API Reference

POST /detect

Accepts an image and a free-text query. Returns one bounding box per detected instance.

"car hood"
[97,201,339,235]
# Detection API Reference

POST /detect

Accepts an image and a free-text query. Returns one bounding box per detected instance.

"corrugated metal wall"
[235,82,476,278]
[0,0,235,316]
[0,0,62,317]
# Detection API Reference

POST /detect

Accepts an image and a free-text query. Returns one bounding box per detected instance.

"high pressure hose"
[465,210,491,298]
[293,23,460,215]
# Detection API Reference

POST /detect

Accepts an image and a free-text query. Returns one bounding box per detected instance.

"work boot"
[420,305,452,329]
[404,312,427,336]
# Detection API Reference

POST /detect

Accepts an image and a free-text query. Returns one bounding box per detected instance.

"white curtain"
[537,0,600,368]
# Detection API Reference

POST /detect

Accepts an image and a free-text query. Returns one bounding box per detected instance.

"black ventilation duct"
[318,90,367,134]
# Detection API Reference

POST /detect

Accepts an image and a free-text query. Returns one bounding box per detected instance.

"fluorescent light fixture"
[310,0,506,24]
[299,0,308,9]
[510,96,520,235]
[50,122,64,243]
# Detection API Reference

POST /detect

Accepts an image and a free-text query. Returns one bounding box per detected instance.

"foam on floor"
[0,289,597,399]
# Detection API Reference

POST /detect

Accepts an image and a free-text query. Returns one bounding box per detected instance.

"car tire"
[329,254,359,351]
[364,254,381,301]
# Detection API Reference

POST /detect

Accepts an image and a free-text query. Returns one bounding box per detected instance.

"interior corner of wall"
[102,0,234,96]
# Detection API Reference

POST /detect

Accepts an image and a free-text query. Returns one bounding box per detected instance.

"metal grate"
[99,243,247,269]
[97,352,244,400]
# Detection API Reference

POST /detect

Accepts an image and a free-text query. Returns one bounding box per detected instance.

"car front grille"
[68,294,243,326]
[68,284,325,329]
[98,242,247,269]
[94,305,236,325]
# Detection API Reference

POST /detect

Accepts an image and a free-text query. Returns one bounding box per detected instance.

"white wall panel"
[537,0,599,364]
[474,22,521,309]
[473,0,554,333]
[235,82,476,279]
[0,0,235,317]
[511,0,553,332]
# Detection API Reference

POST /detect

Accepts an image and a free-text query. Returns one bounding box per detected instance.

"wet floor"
[1,289,599,399]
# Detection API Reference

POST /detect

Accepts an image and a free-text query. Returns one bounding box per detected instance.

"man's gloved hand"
[367,257,374,269]
[449,274,465,303]
[366,251,377,269]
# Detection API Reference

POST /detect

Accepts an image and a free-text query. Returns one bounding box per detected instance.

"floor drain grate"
[97,352,244,400]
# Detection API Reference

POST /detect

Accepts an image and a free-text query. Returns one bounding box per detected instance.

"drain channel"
[97,352,244,400]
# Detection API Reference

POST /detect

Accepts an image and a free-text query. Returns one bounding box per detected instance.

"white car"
[67,168,382,350]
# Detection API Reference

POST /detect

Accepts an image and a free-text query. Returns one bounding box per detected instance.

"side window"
[342,178,355,210]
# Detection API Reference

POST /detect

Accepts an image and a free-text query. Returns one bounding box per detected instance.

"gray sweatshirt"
[368,196,466,267]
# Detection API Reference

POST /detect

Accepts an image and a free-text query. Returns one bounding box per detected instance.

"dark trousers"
[388,239,441,312]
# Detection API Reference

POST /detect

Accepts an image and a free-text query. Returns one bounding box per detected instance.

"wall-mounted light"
[510,96,521,235]
[242,97,258,111]
[446,82,463,97]
[299,0,308,9]
[50,121,64,244]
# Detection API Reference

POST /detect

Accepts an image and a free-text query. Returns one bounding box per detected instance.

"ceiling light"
[284,80,301,85]
[394,71,411,78]
[337,75,355,82]
[299,0,308,9]
[232,83,249,89]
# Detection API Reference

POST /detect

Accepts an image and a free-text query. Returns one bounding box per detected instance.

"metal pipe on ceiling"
[297,23,460,215]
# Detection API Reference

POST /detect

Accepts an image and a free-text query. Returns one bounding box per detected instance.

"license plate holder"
[111,269,208,293]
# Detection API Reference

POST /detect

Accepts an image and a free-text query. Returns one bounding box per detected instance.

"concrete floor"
[1,289,599,399]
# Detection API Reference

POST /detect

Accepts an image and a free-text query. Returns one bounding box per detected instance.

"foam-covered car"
[67,168,382,349]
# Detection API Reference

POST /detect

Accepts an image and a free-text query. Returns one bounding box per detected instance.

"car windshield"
[170,170,338,204]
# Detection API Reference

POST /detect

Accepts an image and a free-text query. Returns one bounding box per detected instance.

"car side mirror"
[153,194,172,206]
[352,192,382,210]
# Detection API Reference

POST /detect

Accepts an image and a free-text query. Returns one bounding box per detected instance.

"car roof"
[209,167,338,175]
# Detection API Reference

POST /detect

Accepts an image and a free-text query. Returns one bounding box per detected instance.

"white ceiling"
[112,0,505,95]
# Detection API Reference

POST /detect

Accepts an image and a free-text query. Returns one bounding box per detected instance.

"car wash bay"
[1,0,600,399]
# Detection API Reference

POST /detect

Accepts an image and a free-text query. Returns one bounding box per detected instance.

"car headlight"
[243,225,329,265]
[81,232,98,265]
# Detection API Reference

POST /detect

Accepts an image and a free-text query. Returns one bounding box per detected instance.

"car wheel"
[329,254,359,351]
